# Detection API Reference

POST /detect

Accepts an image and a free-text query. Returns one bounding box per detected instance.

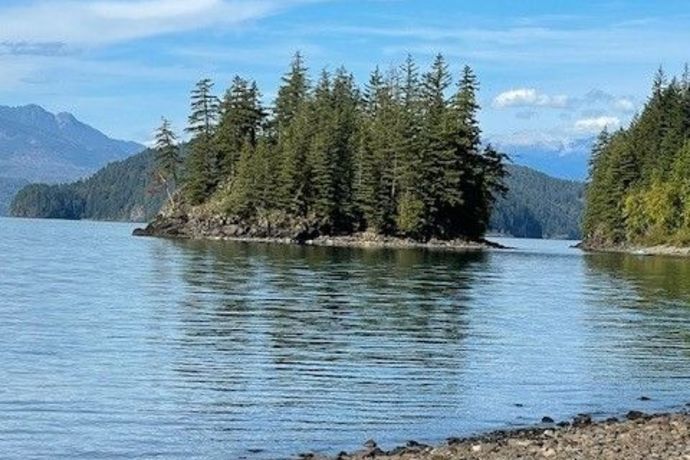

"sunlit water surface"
[1,218,689,459]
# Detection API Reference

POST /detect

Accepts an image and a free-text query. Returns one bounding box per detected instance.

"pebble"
[542,447,556,457]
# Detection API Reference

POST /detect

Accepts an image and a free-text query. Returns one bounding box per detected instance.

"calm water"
[1,218,689,459]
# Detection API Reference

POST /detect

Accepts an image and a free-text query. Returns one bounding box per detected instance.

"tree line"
[491,165,584,239]
[584,67,690,246]
[155,53,508,241]
[10,150,166,221]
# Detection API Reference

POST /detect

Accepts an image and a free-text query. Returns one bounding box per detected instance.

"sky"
[0,0,688,148]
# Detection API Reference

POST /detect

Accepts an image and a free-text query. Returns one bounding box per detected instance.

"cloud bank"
[574,116,620,133]
[0,0,300,47]
[493,88,569,109]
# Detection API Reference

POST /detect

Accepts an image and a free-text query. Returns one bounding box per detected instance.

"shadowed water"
[0,218,689,459]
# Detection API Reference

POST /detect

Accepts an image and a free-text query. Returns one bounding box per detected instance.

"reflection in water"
[583,253,690,374]
[585,253,690,303]
[0,218,689,460]
[166,242,486,457]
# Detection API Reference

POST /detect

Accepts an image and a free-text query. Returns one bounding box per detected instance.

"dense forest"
[155,53,508,241]
[11,150,165,221]
[490,165,584,239]
[0,177,28,216]
[12,54,592,239]
[583,68,690,247]
[10,147,584,239]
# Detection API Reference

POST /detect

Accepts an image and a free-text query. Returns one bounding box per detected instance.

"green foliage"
[584,68,690,246]
[0,177,29,216]
[216,76,265,178]
[10,150,583,240]
[153,117,181,205]
[490,165,585,239]
[15,54,515,242]
[10,150,166,222]
[184,78,221,204]
[396,192,425,237]
[188,53,509,241]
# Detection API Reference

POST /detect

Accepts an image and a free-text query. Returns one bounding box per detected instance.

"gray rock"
[572,414,592,427]
[626,410,646,420]
[363,439,377,449]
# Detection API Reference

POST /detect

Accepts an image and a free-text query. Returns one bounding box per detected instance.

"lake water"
[1,217,689,459]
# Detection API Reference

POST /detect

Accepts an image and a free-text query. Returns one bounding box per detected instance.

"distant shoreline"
[578,241,690,257]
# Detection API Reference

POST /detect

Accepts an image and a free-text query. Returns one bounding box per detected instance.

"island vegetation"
[10,152,585,239]
[583,67,690,249]
[10,53,589,240]
[139,53,513,243]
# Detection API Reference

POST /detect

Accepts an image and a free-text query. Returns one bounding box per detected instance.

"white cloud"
[574,116,620,133]
[332,18,690,65]
[0,0,303,47]
[613,97,635,112]
[493,88,569,109]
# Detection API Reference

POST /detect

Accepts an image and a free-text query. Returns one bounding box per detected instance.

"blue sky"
[0,0,688,148]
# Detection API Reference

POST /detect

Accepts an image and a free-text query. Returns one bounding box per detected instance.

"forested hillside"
[11,150,165,222]
[0,104,144,214]
[0,177,29,216]
[583,69,690,247]
[0,104,143,183]
[10,146,585,239]
[491,165,584,239]
[11,55,586,239]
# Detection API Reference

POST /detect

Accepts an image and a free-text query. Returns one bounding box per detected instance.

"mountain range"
[3,104,590,238]
[0,104,144,214]
[492,136,593,181]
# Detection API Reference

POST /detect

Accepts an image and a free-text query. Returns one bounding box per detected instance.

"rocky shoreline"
[301,409,690,460]
[578,241,690,257]
[132,211,504,251]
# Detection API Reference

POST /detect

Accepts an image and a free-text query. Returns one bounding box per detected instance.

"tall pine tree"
[185,78,220,204]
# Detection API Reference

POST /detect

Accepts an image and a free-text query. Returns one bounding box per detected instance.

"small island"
[582,68,690,256]
[134,53,508,249]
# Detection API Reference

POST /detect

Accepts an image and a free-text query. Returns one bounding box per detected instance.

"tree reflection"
[160,240,488,430]
[585,253,690,305]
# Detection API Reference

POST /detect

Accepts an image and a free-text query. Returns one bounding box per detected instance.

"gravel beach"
[301,411,690,460]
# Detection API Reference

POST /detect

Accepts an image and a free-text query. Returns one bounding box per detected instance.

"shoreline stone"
[302,410,690,460]
[578,240,690,257]
[132,212,506,251]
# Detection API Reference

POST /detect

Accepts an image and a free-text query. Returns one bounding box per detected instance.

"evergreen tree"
[356,67,387,232]
[309,70,337,226]
[275,52,309,132]
[185,78,220,204]
[329,68,360,231]
[584,66,690,246]
[274,53,311,212]
[153,117,181,206]
[141,54,510,242]
[396,55,426,237]
[216,76,265,178]
[419,54,452,239]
